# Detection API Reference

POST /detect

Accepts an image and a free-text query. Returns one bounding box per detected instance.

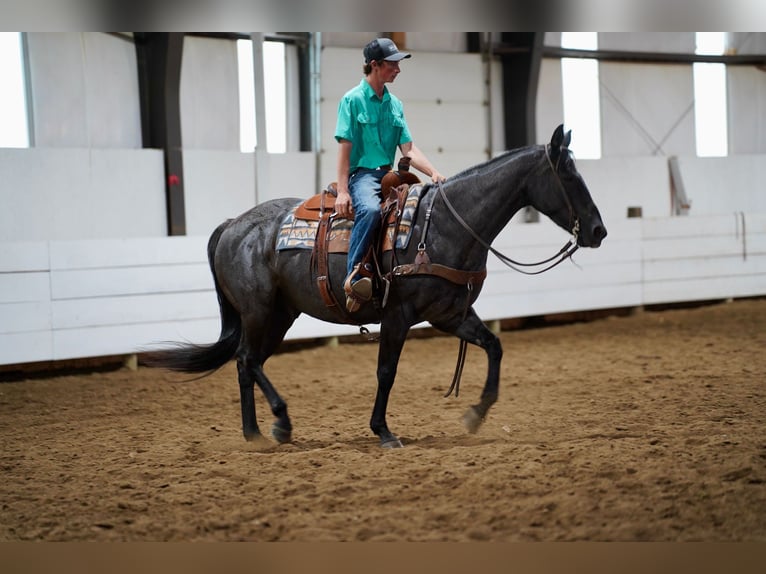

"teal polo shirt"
[335,79,413,173]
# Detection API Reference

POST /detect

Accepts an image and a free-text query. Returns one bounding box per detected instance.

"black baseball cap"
[363,38,411,64]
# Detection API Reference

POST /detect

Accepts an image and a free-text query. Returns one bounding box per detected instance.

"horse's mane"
[445,145,542,185]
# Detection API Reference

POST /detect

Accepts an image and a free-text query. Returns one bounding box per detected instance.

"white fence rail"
[1,213,765,367]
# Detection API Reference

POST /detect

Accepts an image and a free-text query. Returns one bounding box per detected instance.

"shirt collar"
[361,78,389,103]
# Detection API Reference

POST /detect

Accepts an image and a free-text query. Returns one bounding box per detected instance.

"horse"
[144,125,607,448]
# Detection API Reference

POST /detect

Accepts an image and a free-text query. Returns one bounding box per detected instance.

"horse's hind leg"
[239,299,298,444]
[237,358,264,442]
[238,356,292,444]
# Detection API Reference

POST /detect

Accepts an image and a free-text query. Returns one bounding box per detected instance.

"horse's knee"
[376,364,397,385]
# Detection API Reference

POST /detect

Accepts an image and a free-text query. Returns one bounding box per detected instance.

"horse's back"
[211,199,300,297]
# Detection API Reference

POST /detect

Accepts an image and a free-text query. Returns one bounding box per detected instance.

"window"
[237,38,287,153]
[693,32,728,157]
[0,32,29,148]
[560,32,601,159]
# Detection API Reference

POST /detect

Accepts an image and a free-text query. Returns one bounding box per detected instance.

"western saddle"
[296,157,422,322]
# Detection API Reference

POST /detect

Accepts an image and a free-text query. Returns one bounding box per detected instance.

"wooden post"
[124,354,138,371]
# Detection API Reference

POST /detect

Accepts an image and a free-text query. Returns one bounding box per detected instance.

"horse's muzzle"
[580,222,607,248]
[590,223,607,247]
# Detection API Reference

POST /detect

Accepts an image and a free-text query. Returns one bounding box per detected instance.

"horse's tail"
[142,220,240,375]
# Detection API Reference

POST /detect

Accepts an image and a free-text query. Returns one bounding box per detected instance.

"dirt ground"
[1,298,765,541]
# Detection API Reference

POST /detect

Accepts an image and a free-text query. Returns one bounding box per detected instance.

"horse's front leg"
[433,308,503,434]
[370,319,410,448]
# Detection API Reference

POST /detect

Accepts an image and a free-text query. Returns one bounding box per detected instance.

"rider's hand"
[335,188,353,219]
[431,170,446,183]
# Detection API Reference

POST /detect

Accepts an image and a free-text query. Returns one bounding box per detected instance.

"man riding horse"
[334,37,446,312]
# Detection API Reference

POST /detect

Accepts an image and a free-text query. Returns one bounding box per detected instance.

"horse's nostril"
[593,225,607,240]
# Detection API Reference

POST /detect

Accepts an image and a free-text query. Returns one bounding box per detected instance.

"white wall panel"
[576,156,671,222]
[53,320,221,361]
[0,273,50,303]
[0,149,166,241]
[641,214,766,305]
[50,264,212,300]
[0,242,49,272]
[644,255,765,282]
[0,332,53,364]
[81,33,142,149]
[641,213,755,237]
[674,156,766,215]
[644,274,766,305]
[26,33,89,147]
[255,151,317,205]
[387,51,485,104]
[536,58,565,147]
[401,102,486,152]
[183,150,257,236]
[600,62,696,158]
[727,33,766,55]
[481,260,642,297]
[180,36,240,150]
[26,33,141,148]
[0,302,51,334]
[48,236,209,269]
[474,283,644,320]
[728,67,766,154]
[51,292,218,330]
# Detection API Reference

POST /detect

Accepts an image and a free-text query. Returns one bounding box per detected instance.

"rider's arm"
[399,141,446,183]
[335,139,353,218]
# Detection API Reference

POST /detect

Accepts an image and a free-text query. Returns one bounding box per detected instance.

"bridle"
[435,144,580,275]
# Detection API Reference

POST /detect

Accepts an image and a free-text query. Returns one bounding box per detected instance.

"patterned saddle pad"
[276,184,425,254]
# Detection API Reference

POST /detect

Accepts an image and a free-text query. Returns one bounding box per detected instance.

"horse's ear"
[549,124,566,163]
[563,129,572,148]
[551,124,566,151]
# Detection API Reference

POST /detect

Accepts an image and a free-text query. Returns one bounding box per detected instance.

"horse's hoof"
[381,438,404,449]
[462,406,484,434]
[271,424,292,444]
[243,430,264,442]
[243,432,273,449]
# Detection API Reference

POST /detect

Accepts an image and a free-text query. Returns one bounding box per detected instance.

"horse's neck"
[439,148,537,244]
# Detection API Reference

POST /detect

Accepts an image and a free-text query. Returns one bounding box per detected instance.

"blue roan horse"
[145,125,607,448]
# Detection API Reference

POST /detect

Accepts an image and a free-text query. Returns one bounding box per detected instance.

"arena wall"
[2,201,764,366]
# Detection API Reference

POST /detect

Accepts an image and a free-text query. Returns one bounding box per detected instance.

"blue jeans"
[346,168,384,277]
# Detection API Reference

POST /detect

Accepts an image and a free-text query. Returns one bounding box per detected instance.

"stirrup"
[344,265,373,312]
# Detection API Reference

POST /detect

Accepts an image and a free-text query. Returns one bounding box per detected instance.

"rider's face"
[376,59,401,83]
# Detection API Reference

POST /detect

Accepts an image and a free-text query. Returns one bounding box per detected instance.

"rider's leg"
[345,169,384,303]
